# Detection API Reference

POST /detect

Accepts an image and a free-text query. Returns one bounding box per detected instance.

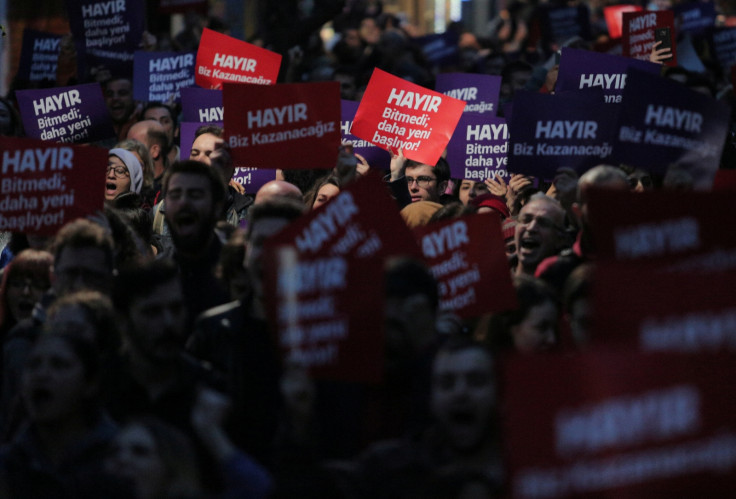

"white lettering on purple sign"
[535,120,597,139]
[645,105,702,133]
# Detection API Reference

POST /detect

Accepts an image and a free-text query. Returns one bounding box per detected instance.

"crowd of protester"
[1,0,736,496]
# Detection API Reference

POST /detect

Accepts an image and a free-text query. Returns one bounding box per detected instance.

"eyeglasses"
[628,175,652,188]
[406,176,436,188]
[106,165,129,178]
[518,213,564,232]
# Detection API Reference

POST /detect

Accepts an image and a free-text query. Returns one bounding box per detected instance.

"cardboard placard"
[223,81,341,169]
[133,50,196,103]
[592,263,736,351]
[623,11,676,65]
[17,29,62,82]
[413,213,517,318]
[266,171,422,260]
[350,68,466,166]
[611,68,729,188]
[503,350,736,498]
[195,28,281,90]
[586,188,736,266]
[674,3,717,36]
[263,248,384,383]
[16,83,115,144]
[603,4,643,39]
[445,114,509,181]
[435,73,501,116]
[508,90,615,177]
[341,100,391,170]
[556,47,661,104]
[180,87,222,123]
[65,0,145,76]
[0,137,106,235]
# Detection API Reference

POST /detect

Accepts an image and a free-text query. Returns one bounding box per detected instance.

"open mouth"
[29,387,54,407]
[105,182,118,197]
[449,409,478,426]
[17,301,35,315]
[520,238,540,252]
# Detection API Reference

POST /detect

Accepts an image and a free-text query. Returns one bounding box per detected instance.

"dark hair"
[194,124,223,139]
[303,174,341,208]
[0,96,24,136]
[403,156,451,184]
[246,198,305,239]
[385,257,439,313]
[280,168,332,195]
[113,259,179,314]
[142,101,178,127]
[0,249,53,331]
[162,159,227,207]
[428,201,476,224]
[52,219,115,272]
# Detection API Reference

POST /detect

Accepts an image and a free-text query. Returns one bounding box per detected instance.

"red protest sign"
[623,11,677,66]
[412,213,516,318]
[263,248,384,383]
[223,81,341,169]
[592,263,736,352]
[0,137,106,235]
[604,4,643,39]
[267,171,422,260]
[503,350,736,498]
[586,188,736,266]
[350,68,466,166]
[195,28,281,89]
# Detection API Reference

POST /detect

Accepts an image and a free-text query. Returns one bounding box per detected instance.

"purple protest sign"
[710,28,736,71]
[16,83,115,144]
[65,0,145,77]
[179,121,275,194]
[674,3,716,36]
[133,51,196,103]
[508,90,615,178]
[446,114,509,181]
[17,29,62,83]
[556,47,661,103]
[539,4,592,47]
[435,73,501,116]
[341,100,390,169]
[180,87,222,122]
[612,68,729,189]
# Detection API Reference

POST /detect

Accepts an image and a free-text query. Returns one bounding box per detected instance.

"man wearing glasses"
[514,193,567,277]
[388,148,451,206]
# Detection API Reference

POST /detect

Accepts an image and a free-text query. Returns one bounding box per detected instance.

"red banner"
[604,4,643,39]
[0,137,106,235]
[263,248,384,383]
[195,28,281,89]
[412,213,516,318]
[623,10,677,65]
[223,81,341,169]
[503,350,736,498]
[350,68,466,166]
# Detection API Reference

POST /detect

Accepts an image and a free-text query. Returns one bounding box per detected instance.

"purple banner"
[17,29,62,82]
[540,4,592,46]
[413,31,460,66]
[710,28,736,71]
[179,121,275,193]
[508,90,615,178]
[16,83,115,144]
[435,73,501,116]
[180,87,222,122]
[556,47,661,103]
[446,114,509,181]
[674,3,716,36]
[133,51,196,103]
[612,68,729,189]
[65,0,145,77]
[341,100,390,169]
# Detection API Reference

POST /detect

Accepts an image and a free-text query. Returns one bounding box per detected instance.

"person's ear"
[438,180,449,196]
[150,143,161,161]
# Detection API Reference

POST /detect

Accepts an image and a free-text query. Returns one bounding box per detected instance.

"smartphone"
[654,27,673,62]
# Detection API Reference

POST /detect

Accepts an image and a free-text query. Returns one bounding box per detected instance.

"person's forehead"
[55,246,109,270]
[522,199,561,219]
[406,163,434,176]
[107,79,131,91]
[192,133,219,149]
[109,155,125,166]
[434,348,493,375]
[168,172,210,191]
[143,106,172,121]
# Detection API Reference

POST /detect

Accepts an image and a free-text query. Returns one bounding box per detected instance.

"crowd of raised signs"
[1,0,736,497]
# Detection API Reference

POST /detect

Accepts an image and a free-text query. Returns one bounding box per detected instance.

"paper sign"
[435,73,501,115]
[556,47,661,104]
[623,11,676,65]
[16,83,115,144]
[179,121,275,193]
[65,0,145,76]
[195,28,281,90]
[592,263,736,352]
[341,100,391,169]
[503,350,736,498]
[413,213,517,318]
[351,68,466,166]
[223,81,341,169]
[446,114,509,181]
[0,137,106,235]
[17,29,62,82]
[710,28,736,71]
[180,87,222,122]
[133,50,196,103]
[586,188,736,267]
[611,68,729,188]
[267,171,422,260]
[413,31,460,66]
[264,248,384,383]
[508,90,615,178]
[604,4,643,39]
[539,4,592,47]
[674,3,716,35]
